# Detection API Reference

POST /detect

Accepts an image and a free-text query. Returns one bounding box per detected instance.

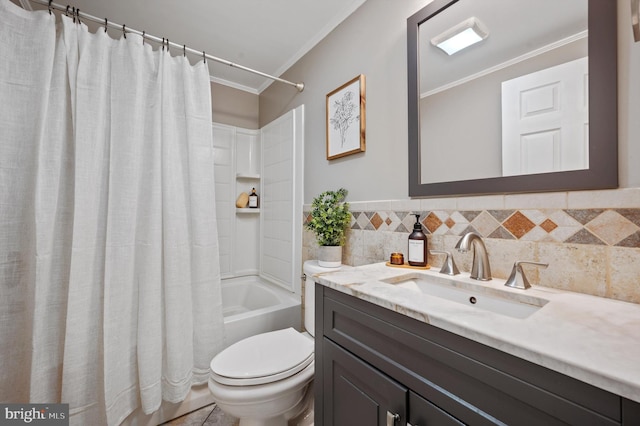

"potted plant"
[306,188,351,267]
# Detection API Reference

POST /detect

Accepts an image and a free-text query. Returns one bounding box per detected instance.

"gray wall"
[211,81,259,129]
[260,0,427,202]
[259,0,640,203]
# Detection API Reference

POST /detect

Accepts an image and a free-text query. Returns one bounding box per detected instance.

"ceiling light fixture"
[431,17,489,55]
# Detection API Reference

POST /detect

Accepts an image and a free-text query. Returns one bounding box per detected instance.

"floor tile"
[161,398,314,426]
[203,406,238,426]
[160,403,216,425]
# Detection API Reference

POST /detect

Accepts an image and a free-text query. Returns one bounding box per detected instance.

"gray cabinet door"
[323,338,406,426]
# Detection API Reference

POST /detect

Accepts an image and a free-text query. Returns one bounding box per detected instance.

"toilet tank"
[303,260,350,337]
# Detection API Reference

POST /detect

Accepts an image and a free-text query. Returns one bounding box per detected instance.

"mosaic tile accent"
[540,219,558,233]
[424,212,443,233]
[307,208,640,248]
[503,211,535,239]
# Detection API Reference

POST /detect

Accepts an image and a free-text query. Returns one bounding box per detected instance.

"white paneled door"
[501,57,588,176]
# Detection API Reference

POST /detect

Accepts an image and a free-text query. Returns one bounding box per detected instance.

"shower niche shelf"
[236,174,260,213]
[236,173,260,179]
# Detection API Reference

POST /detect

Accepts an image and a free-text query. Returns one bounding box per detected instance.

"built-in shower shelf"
[236,173,260,179]
[236,208,260,214]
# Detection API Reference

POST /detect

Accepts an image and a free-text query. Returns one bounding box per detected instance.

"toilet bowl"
[208,328,314,426]
[208,261,345,426]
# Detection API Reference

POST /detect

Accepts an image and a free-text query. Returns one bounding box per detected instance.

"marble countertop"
[314,262,640,403]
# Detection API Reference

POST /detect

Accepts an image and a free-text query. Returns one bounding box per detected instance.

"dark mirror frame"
[408,0,617,197]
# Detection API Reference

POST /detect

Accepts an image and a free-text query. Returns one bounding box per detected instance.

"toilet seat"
[210,327,314,386]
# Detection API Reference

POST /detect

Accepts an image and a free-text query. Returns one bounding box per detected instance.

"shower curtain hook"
[72,7,76,23]
[161,38,165,51]
[76,9,81,25]
[48,0,52,15]
[142,31,145,45]
[183,45,186,57]
[203,51,206,64]
[166,39,170,54]
[65,5,69,16]
[122,24,126,39]
[104,18,108,33]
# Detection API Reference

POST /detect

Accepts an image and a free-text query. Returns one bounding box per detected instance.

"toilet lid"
[210,328,314,386]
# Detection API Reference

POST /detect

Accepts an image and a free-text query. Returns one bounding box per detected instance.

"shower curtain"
[0,1,224,425]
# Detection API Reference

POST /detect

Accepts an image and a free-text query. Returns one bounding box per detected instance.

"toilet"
[208,260,344,426]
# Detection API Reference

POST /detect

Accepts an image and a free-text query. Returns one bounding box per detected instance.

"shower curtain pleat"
[0,1,225,424]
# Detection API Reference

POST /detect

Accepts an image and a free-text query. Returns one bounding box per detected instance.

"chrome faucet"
[455,231,492,281]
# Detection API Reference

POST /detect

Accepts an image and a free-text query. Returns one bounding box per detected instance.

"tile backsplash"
[303,188,640,304]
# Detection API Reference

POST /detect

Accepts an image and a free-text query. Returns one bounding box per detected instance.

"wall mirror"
[408,0,617,197]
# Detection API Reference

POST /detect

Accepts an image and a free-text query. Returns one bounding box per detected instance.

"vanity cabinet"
[315,285,640,426]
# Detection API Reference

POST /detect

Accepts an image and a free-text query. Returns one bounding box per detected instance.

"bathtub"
[222,275,302,347]
[123,275,302,425]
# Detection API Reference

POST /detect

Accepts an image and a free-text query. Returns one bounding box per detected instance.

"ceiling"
[17,0,368,93]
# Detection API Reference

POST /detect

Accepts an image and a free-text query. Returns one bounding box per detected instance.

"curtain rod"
[26,0,305,92]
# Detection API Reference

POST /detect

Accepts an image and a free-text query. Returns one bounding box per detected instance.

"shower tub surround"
[303,188,640,304]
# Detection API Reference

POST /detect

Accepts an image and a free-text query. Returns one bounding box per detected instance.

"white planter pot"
[317,245,342,268]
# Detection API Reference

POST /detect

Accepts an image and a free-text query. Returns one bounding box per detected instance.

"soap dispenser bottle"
[408,214,428,267]
[248,188,259,208]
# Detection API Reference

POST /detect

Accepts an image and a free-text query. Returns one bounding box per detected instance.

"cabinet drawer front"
[322,287,621,426]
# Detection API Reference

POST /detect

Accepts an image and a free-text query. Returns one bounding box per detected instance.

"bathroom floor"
[160,404,237,426]
[160,398,314,426]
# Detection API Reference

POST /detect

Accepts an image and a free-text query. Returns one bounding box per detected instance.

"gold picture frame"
[326,74,366,160]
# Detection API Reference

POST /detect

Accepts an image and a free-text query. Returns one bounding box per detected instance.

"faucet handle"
[505,261,548,289]
[429,250,460,276]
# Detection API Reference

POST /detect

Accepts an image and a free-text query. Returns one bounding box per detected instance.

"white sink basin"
[381,273,549,319]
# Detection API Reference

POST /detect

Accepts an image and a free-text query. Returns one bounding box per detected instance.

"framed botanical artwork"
[326,74,366,160]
